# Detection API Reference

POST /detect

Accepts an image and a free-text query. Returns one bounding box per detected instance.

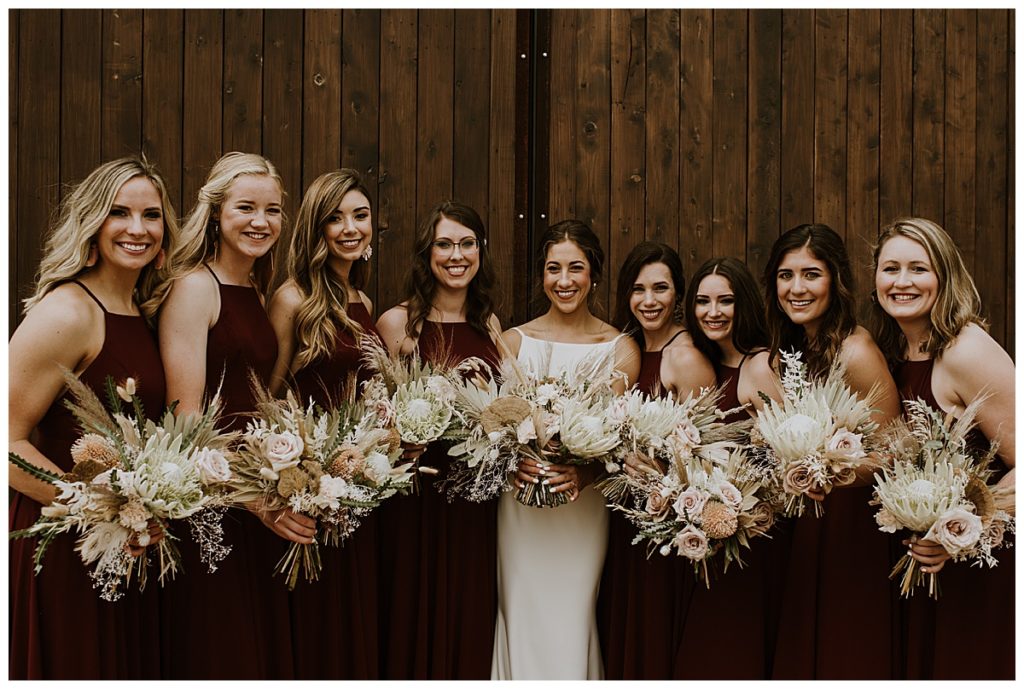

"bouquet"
[752,350,881,517]
[602,447,778,587]
[231,383,415,589]
[448,347,624,508]
[9,375,237,602]
[872,398,1014,599]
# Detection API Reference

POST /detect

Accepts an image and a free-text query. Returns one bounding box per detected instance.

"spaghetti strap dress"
[894,358,1014,680]
[10,281,166,679]
[160,266,293,680]
[289,300,382,680]
[491,330,618,680]
[771,358,899,679]
[379,320,501,679]
[670,354,780,679]
[597,334,691,679]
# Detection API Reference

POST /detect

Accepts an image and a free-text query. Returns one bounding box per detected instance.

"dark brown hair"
[685,257,769,364]
[614,241,685,348]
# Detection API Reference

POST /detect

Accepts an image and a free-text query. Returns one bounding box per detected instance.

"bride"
[491,220,640,680]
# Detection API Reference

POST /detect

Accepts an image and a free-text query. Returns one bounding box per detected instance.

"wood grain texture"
[644,10,680,251]
[223,9,264,154]
[711,9,747,260]
[879,9,913,225]
[416,9,455,219]
[609,9,646,319]
[9,8,19,331]
[912,9,945,223]
[61,10,102,188]
[747,9,782,278]
[262,10,303,222]
[548,10,577,223]
[302,10,342,187]
[813,8,847,237]
[453,9,491,217]
[1006,10,1014,358]
[182,9,223,206]
[679,9,713,284]
[943,9,977,273]
[102,9,143,159]
[780,9,814,232]
[142,10,184,212]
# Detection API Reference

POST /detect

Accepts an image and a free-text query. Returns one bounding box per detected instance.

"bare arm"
[267,281,303,396]
[612,335,641,395]
[157,271,218,414]
[660,343,716,399]
[738,351,783,414]
[840,330,900,486]
[375,304,413,357]
[9,288,102,504]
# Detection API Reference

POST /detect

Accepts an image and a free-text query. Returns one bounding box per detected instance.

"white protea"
[559,397,622,459]
[874,455,967,533]
[390,378,454,445]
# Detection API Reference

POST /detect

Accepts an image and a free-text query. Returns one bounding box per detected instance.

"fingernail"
[533,478,539,484]
[542,479,550,485]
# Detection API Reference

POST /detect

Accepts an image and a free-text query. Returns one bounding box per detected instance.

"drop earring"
[361,245,373,261]
[153,248,166,270]
[85,242,98,267]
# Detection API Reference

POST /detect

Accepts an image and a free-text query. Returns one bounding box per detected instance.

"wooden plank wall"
[544,9,1015,353]
[8,9,1016,354]
[8,8,524,332]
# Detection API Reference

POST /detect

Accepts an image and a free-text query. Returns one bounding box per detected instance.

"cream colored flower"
[194,447,232,484]
[925,507,983,556]
[263,431,304,473]
[674,487,708,520]
[783,463,816,495]
[363,451,392,485]
[875,507,900,533]
[827,427,865,459]
[672,524,709,560]
[646,489,673,522]
[70,434,120,468]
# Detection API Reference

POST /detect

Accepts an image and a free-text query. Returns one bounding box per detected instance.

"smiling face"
[875,234,939,326]
[94,176,165,272]
[216,174,283,261]
[323,189,373,269]
[694,272,736,344]
[430,216,480,291]
[628,262,677,333]
[543,239,592,314]
[775,245,832,335]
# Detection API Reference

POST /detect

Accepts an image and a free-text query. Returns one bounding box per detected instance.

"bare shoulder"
[839,326,888,369]
[663,334,710,367]
[376,302,410,332]
[19,283,101,341]
[745,350,775,378]
[269,279,304,314]
[942,323,1012,371]
[500,323,525,357]
[357,290,374,317]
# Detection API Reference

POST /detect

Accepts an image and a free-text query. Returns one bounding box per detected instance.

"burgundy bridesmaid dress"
[894,359,1014,680]
[597,343,693,679]
[771,357,900,679]
[289,300,381,680]
[10,281,165,679]
[669,356,778,679]
[160,266,294,680]
[378,320,500,679]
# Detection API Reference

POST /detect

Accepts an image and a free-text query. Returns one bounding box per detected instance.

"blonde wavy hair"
[869,217,986,366]
[23,156,179,322]
[170,151,284,294]
[287,168,372,370]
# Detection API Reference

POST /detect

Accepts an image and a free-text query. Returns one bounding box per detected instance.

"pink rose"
[925,508,983,556]
[645,489,673,522]
[673,487,708,520]
[672,525,709,560]
[874,508,900,533]
[827,428,865,459]
[748,501,776,535]
[782,463,816,495]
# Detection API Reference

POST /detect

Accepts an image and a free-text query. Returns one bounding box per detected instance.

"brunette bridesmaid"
[765,224,901,680]
[267,168,382,679]
[679,257,785,679]
[871,218,1014,680]
[374,201,502,679]
[158,152,309,679]
[10,157,176,679]
[597,241,715,679]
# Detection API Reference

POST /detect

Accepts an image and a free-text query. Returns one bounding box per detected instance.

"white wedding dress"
[490,330,618,680]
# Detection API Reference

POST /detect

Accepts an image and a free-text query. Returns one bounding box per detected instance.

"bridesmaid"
[597,241,715,679]
[870,217,1014,680]
[158,152,310,680]
[266,168,382,679]
[765,224,901,680]
[677,257,784,679]
[491,220,640,680]
[10,157,177,679]
[375,201,503,679]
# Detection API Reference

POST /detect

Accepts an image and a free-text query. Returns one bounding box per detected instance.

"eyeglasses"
[431,238,481,255]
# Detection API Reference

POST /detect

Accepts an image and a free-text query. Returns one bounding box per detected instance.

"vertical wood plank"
[416,10,455,219]
[575,9,611,316]
[679,9,713,283]
[912,9,945,223]
[846,9,880,297]
[879,9,913,225]
[453,9,491,216]
[747,9,782,278]
[781,9,814,232]
[378,9,417,312]
[1006,10,1014,356]
[102,9,144,157]
[975,10,1008,344]
[17,10,61,325]
[489,9,519,324]
[943,9,977,273]
[61,10,102,188]
[548,10,577,222]
[9,9,20,331]
[223,9,264,154]
[182,9,224,206]
[813,9,847,236]
[609,9,646,318]
[262,10,303,224]
[302,9,342,187]
[142,10,184,213]
[644,9,680,251]
[711,9,747,260]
